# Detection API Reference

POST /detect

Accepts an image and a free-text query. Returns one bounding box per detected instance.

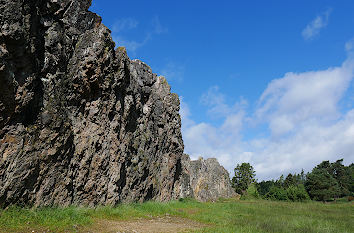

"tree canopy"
[305,167,341,201]
[234,159,353,202]
[231,163,256,194]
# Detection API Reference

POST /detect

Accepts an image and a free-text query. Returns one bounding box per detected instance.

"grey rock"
[174,154,236,202]
[0,0,183,207]
[0,0,234,207]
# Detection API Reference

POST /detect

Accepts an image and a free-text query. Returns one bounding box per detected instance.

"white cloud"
[302,9,332,40]
[257,59,354,137]
[181,51,354,181]
[180,97,195,130]
[252,110,354,180]
[182,118,245,166]
[181,91,247,174]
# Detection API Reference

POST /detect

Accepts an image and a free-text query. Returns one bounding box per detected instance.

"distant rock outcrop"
[174,154,236,202]
[0,0,235,207]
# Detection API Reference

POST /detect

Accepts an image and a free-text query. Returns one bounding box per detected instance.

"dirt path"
[82,216,208,233]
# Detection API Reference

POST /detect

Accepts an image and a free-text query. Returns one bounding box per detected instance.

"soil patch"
[82,216,208,233]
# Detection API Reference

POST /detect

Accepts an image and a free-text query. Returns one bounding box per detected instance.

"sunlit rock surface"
[0,0,234,207]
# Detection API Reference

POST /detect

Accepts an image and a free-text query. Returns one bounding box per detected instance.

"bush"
[286,184,310,201]
[241,183,260,200]
[257,180,275,197]
[266,186,288,201]
[264,184,310,202]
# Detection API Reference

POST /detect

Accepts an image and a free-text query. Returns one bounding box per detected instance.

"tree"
[241,183,260,200]
[349,163,354,195]
[316,160,331,170]
[231,163,256,194]
[305,168,340,201]
[284,173,296,188]
[257,180,275,197]
[285,184,310,201]
[314,159,352,197]
[261,174,310,202]
[266,185,288,201]
[330,159,351,196]
[275,175,284,187]
[299,169,306,184]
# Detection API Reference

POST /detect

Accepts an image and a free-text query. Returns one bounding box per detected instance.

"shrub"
[241,183,260,200]
[286,184,310,201]
[266,186,288,201]
[257,180,275,197]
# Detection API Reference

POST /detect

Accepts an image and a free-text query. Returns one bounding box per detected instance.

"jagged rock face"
[0,0,184,207]
[174,154,236,202]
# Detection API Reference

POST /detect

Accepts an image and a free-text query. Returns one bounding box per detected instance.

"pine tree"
[331,159,351,196]
[314,159,352,197]
[305,168,340,201]
[349,164,354,195]
[299,169,306,184]
[231,163,256,194]
[284,173,296,188]
[275,175,284,187]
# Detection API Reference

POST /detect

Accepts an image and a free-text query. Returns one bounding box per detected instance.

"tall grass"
[0,198,353,232]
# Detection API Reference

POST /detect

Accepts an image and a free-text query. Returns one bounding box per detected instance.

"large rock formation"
[0,0,184,207]
[0,0,235,207]
[174,154,236,202]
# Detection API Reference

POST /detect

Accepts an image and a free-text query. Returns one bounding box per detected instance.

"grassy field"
[0,198,353,232]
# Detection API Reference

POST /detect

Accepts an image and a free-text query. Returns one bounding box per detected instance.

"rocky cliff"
[0,0,235,207]
[174,154,236,202]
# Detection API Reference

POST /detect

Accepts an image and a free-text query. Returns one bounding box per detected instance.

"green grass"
[0,199,353,232]
[0,206,91,232]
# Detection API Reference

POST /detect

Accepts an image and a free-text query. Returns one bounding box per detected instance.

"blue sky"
[90,0,354,180]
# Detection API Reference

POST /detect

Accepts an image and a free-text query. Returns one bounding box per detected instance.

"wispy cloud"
[111,16,167,55]
[160,62,185,81]
[112,18,139,33]
[201,86,247,118]
[345,37,354,57]
[302,8,332,40]
[114,35,151,54]
[152,16,168,34]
